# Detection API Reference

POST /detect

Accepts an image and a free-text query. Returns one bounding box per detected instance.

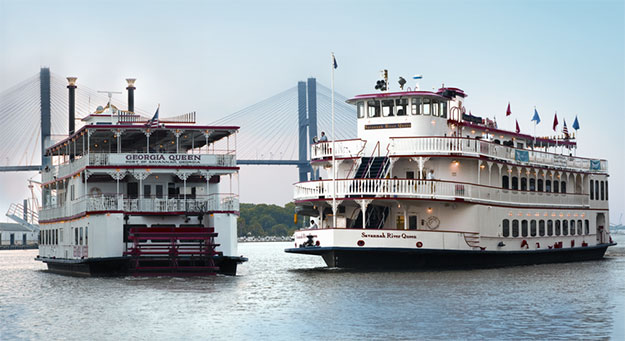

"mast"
[331,52,337,229]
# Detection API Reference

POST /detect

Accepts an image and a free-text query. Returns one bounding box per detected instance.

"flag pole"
[331,52,337,229]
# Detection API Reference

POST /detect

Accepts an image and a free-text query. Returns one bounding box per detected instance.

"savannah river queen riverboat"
[286,71,615,269]
[36,77,246,276]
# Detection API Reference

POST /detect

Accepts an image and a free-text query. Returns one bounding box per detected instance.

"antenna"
[97,90,122,107]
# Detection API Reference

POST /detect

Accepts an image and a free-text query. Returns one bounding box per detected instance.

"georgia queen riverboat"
[36,77,246,276]
[286,73,615,269]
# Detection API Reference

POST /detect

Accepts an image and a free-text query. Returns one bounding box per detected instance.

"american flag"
[562,118,569,139]
[147,106,160,128]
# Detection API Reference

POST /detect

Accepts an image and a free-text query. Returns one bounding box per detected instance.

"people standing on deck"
[309,219,318,230]
[427,169,435,192]
[319,131,328,142]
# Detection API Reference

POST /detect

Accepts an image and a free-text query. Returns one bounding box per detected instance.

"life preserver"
[416,241,423,248]
[426,216,440,230]
[357,240,365,247]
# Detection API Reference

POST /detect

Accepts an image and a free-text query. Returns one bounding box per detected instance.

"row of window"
[357,98,448,119]
[502,176,567,193]
[589,180,608,201]
[502,219,590,238]
[40,227,88,246]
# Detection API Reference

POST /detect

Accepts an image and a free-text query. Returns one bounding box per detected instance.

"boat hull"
[284,243,615,269]
[35,255,247,276]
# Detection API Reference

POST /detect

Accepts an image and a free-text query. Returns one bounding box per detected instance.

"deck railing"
[294,179,589,207]
[311,139,367,160]
[39,193,239,222]
[389,137,607,172]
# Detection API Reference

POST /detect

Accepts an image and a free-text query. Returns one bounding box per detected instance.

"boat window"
[563,220,568,235]
[60,228,63,243]
[553,180,559,193]
[555,220,561,236]
[600,181,605,200]
[396,99,408,116]
[503,219,510,237]
[421,98,431,115]
[144,185,151,198]
[85,226,88,245]
[382,100,394,117]
[538,179,544,192]
[547,220,553,236]
[529,178,535,191]
[521,220,528,237]
[409,215,418,230]
[512,220,519,237]
[440,102,448,118]
[75,228,78,245]
[545,180,551,192]
[502,176,509,189]
[156,185,163,199]
[577,220,583,235]
[56,229,58,245]
[539,220,545,236]
[584,220,589,235]
[357,102,365,118]
[80,227,83,245]
[606,180,609,200]
[570,220,576,235]
[512,177,518,190]
[411,98,421,115]
[368,100,380,118]
[530,220,537,236]
[521,178,527,191]
[595,180,599,200]
[561,181,566,193]
[590,180,594,200]
[432,100,439,117]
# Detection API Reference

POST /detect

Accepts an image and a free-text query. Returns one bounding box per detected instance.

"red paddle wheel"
[123,226,220,276]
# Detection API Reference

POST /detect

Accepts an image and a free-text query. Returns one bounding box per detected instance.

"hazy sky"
[0,0,624,222]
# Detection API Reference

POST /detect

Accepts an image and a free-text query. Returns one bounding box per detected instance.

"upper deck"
[329,86,606,174]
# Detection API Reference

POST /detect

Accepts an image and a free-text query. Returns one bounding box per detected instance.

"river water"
[1,235,624,340]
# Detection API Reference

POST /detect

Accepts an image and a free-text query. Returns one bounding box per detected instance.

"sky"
[0,0,624,222]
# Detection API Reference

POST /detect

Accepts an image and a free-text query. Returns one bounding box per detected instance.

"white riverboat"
[36,77,245,276]
[286,75,615,269]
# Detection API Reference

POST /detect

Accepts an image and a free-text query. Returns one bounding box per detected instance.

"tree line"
[237,202,304,237]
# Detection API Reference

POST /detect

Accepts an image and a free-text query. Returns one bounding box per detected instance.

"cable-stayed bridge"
[0,68,357,183]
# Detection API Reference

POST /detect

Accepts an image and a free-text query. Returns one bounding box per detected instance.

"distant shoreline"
[238,236,293,243]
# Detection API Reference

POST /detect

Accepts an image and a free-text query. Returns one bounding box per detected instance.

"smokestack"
[67,77,77,135]
[126,78,136,113]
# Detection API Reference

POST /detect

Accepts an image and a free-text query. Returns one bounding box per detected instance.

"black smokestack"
[67,77,77,135]
[126,78,136,113]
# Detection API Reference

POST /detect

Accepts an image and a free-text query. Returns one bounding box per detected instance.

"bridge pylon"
[297,78,318,182]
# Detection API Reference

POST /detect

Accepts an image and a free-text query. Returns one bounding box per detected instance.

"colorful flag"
[552,112,559,131]
[147,105,160,128]
[531,108,541,124]
[332,54,338,69]
[516,119,520,133]
[572,115,580,130]
[506,102,511,116]
[563,119,569,139]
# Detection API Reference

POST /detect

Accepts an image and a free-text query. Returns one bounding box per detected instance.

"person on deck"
[319,132,328,142]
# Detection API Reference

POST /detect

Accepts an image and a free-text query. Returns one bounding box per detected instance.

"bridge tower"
[297,78,318,182]
[40,67,51,168]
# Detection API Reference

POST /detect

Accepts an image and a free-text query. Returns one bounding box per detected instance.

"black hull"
[36,255,247,277]
[285,243,615,269]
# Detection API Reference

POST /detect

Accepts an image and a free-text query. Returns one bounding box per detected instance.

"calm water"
[1,235,624,340]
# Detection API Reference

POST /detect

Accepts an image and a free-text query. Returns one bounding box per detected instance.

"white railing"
[389,137,608,172]
[39,193,239,222]
[294,179,589,207]
[43,153,236,183]
[311,139,367,160]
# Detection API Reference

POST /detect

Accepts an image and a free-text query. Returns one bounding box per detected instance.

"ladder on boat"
[123,226,220,276]
[463,232,481,249]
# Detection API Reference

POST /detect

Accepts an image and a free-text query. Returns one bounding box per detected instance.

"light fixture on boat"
[427,207,432,213]
[480,164,485,169]
[451,160,459,166]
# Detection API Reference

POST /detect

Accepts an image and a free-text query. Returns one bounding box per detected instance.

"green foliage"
[237,202,301,237]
